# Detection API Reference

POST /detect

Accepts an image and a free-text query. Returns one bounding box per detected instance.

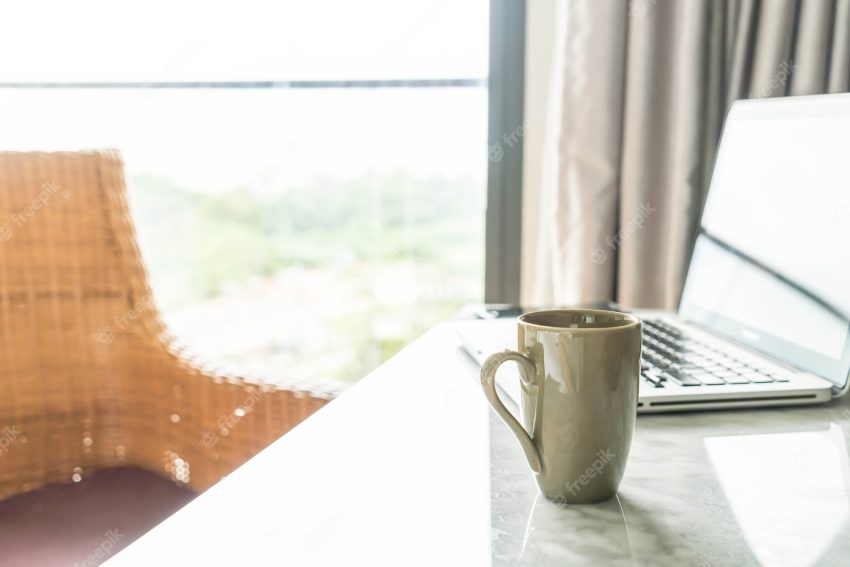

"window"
[0,0,489,384]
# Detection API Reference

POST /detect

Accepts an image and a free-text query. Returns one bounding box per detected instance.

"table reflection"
[515,494,632,566]
[705,424,850,567]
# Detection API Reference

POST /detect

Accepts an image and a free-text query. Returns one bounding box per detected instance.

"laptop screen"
[679,95,850,390]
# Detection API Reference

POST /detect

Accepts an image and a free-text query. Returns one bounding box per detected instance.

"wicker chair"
[0,150,337,500]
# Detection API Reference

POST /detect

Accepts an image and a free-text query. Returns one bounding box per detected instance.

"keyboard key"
[691,373,725,385]
[748,366,775,376]
[722,374,750,384]
[642,372,665,387]
[713,371,739,378]
[771,374,789,382]
[744,372,773,383]
[663,372,701,386]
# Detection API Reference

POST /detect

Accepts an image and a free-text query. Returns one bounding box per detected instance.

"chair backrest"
[0,151,335,499]
[0,151,163,492]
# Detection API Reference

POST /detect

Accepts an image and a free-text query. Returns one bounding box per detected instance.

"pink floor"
[0,467,196,566]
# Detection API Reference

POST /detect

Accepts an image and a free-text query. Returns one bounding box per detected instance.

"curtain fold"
[527,0,850,309]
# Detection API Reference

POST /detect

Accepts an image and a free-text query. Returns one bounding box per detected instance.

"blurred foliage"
[127,171,484,382]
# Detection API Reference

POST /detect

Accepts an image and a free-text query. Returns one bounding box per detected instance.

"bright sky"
[0,0,489,81]
[0,1,489,190]
[0,88,488,190]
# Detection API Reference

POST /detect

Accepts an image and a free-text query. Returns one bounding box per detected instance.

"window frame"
[485,0,526,304]
[3,3,508,305]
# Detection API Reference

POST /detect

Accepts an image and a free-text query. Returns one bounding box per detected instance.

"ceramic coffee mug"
[480,309,641,504]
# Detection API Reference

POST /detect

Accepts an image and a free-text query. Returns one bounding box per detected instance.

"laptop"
[458,93,850,413]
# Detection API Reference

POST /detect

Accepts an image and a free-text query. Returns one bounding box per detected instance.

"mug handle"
[480,350,542,473]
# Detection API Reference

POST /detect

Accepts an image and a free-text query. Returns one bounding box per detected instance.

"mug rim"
[518,308,641,333]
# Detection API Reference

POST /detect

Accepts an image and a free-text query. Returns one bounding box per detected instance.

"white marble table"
[108,323,850,566]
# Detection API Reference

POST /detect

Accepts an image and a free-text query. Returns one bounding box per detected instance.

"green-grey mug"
[480,309,641,504]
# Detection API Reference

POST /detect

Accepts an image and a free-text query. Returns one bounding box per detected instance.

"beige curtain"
[528,0,850,309]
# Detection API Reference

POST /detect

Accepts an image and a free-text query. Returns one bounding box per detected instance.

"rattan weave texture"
[0,151,337,498]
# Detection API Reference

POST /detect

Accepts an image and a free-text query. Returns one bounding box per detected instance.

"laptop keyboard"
[641,319,788,388]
